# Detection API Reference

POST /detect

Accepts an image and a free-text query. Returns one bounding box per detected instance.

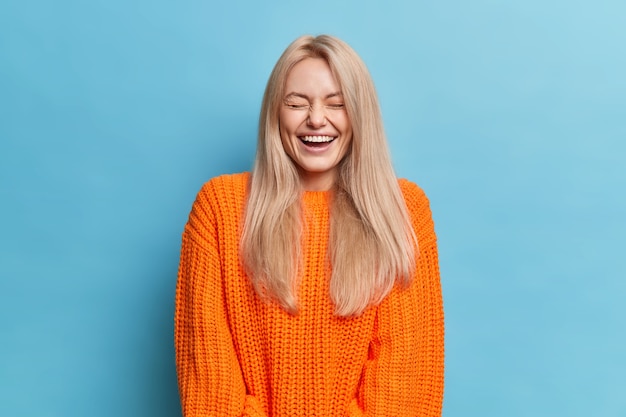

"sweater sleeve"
[347,183,445,416]
[175,184,267,417]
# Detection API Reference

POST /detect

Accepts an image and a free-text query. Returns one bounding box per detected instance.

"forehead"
[284,57,341,94]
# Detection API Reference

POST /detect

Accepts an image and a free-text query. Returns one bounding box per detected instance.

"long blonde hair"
[241,35,417,317]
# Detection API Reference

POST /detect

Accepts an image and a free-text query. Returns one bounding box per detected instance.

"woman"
[175,34,444,416]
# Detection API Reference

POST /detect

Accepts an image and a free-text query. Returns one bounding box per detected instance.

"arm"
[175,185,267,417]
[348,184,445,416]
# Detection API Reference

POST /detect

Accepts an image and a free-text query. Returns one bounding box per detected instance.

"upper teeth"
[302,135,334,143]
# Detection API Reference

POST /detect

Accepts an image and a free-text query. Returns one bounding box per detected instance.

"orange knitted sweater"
[175,173,444,416]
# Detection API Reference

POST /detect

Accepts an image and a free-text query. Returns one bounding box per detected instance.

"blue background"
[1,0,625,416]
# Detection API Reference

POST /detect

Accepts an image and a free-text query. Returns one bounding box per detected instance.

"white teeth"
[301,135,335,143]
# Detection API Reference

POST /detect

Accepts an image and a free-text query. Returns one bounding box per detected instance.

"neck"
[299,171,336,191]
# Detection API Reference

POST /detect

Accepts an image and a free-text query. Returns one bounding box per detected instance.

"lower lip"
[300,138,335,153]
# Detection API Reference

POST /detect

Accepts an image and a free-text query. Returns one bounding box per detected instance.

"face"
[279,57,353,191]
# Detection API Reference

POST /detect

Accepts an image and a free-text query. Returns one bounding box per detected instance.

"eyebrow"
[284,91,343,100]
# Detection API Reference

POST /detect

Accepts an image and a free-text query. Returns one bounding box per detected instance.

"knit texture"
[175,172,444,416]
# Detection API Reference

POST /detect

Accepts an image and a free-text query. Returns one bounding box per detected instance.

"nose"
[307,105,327,128]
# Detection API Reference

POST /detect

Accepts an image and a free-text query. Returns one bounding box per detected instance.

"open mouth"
[299,135,336,147]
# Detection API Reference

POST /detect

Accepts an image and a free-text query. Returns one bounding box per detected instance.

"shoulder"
[188,172,249,224]
[199,172,250,198]
[397,178,430,213]
[195,172,250,209]
[184,173,249,245]
[397,178,437,246]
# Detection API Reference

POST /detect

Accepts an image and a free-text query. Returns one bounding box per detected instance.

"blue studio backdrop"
[1,1,625,416]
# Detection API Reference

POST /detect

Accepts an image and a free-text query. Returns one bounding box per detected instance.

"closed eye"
[285,103,308,109]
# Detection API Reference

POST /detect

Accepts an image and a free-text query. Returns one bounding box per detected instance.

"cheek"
[279,111,301,135]
[337,112,352,135]
[278,123,296,157]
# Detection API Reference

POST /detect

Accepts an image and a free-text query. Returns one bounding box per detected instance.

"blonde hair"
[241,35,417,317]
